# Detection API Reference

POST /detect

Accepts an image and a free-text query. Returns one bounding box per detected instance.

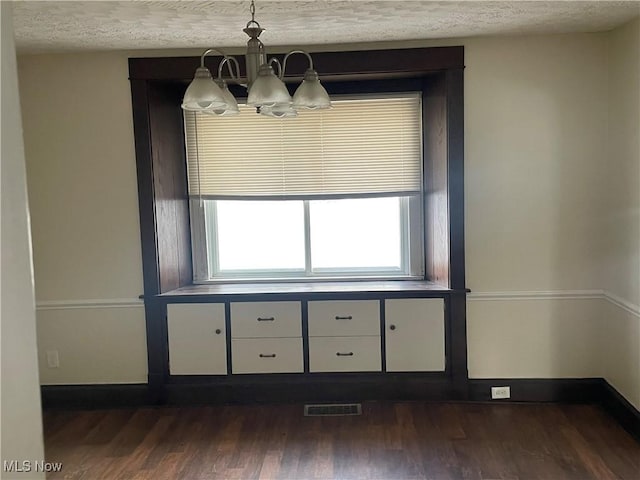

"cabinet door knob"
[257,317,275,322]
[259,353,277,358]
[215,328,222,334]
[336,352,354,356]
[389,324,396,330]
[335,315,353,320]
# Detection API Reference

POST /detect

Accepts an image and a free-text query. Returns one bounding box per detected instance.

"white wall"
[468,298,603,378]
[18,53,148,385]
[604,18,640,309]
[16,24,640,409]
[19,53,143,302]
[464,25,640,413]
[600,17,640,409]
[465,34,608,293]
[464,21,640,412]
[464,33,609,380]
[1,2,46,477]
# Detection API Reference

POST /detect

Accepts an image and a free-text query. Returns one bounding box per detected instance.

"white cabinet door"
[385,298,445,372]
[167,303,227,375]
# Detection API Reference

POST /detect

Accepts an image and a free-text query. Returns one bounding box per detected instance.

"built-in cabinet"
[131,46,467,401]
[166,297,445,376]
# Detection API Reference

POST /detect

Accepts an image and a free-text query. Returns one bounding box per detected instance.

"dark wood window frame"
[129,46,468,403]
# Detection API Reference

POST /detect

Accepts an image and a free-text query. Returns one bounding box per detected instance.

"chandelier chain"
[250,0,256,23]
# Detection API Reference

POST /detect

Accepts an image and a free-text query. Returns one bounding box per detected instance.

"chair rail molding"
[467,289,639,318]
[36,292,639,317]
[604,291,640,318]
[36,298,144,311]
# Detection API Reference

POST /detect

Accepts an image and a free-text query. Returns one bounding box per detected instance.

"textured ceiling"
[13,0,640,54]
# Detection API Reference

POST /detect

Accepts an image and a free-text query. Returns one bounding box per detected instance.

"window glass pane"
[213,200,305,271]
[309,197,402,270]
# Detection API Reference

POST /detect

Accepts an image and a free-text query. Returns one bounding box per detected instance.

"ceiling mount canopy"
[181,0,331,118]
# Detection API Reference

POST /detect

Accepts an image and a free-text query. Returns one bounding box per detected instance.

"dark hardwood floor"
[43,402,639,479]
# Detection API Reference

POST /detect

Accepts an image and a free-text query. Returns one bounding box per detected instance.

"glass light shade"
[203,80,240,116]
[260,103,298,118]
[292,69,331,109]
[247,64,292,107]
[182,67,228,111]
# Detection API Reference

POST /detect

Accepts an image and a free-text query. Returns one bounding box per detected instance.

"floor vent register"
[304,403,362,416]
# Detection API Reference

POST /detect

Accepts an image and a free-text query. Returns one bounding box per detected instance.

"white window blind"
[184,94,422,199]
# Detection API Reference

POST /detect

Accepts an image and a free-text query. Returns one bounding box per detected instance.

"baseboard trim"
[163,375,456,405]
[40,376,457,409]
[600,380,640,442]
[468,378,604,403]
[41,384,149,409]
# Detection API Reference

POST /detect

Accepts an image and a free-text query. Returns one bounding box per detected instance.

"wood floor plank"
[44,402,639,480]
[565,404,640,478]
[82,409,137,446]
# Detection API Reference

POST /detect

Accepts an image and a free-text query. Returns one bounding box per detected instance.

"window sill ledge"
[158,280,468,302]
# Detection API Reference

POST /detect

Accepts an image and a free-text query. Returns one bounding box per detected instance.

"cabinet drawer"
[308,300,380,337]
[232,338,303,374]
[309,336,381,372]
[167,303,227,375]
[231,301,301,338]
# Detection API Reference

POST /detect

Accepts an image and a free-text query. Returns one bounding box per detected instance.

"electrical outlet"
[46,350,59,368]
[491,386,510,399]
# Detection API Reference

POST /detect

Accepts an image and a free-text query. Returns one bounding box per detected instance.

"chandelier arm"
[281,50,314,79]
[217,56,242,82]
[199,48,228,68]
[268,57,283,79]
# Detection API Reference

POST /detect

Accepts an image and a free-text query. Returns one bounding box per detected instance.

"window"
[185,94,424,282]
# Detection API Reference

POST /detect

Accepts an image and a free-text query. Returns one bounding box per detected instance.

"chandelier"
[181,0,331,118]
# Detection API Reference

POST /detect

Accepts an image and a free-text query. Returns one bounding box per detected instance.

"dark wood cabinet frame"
[129,46,467,404]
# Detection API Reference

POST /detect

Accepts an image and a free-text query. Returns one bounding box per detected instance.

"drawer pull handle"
[259,353,277,358]
[335,315,353,320]
[336,352,354,357]
[257,317,275,322]
[389,324,396,331]
[215,328,222,335]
